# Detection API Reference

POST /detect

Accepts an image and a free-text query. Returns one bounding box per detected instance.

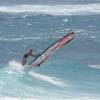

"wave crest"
[0,4,100,16]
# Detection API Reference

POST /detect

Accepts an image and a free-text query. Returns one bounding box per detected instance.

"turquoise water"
[0,4,100,100]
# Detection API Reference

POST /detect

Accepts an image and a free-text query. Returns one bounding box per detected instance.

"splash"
[8,60,66,87]
[29,71,66,87]
[8,60,24,74]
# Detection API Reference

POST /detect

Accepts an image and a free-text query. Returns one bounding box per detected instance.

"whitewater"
[0,3,100,100]
[0,4,100,15]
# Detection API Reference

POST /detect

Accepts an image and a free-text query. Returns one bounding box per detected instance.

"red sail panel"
[30,32,74,67]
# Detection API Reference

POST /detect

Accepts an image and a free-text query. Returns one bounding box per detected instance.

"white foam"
[89,65,100,69]
[8,60,24,74]
[0,97,99,100]
[62,18,68,22]
[29,71,66,87]
[27,23,32,26]
[0,4,100,16]
[0,36,41,42]
[0,97,43,100]
[90,35,96,39]
[68,97,100,100]
[0,97,20,100]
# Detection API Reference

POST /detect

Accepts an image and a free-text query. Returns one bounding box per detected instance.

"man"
[21,49,38,65]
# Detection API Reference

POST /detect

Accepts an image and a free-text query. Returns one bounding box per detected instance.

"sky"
[0,0,100,5]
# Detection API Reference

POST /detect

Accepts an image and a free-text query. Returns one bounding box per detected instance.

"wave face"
[0,60,100,100]
[0,3,100,100]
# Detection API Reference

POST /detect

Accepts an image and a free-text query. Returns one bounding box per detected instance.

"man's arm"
[31,53,40,57]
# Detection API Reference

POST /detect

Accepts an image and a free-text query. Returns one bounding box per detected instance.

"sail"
[29,32,74,67]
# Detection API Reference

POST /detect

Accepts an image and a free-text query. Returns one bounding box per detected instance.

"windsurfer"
[21,49,38,65]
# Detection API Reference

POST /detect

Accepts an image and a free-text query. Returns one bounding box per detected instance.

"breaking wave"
[0,3,100,16]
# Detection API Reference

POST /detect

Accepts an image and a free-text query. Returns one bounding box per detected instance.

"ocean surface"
[0,2,100,100]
